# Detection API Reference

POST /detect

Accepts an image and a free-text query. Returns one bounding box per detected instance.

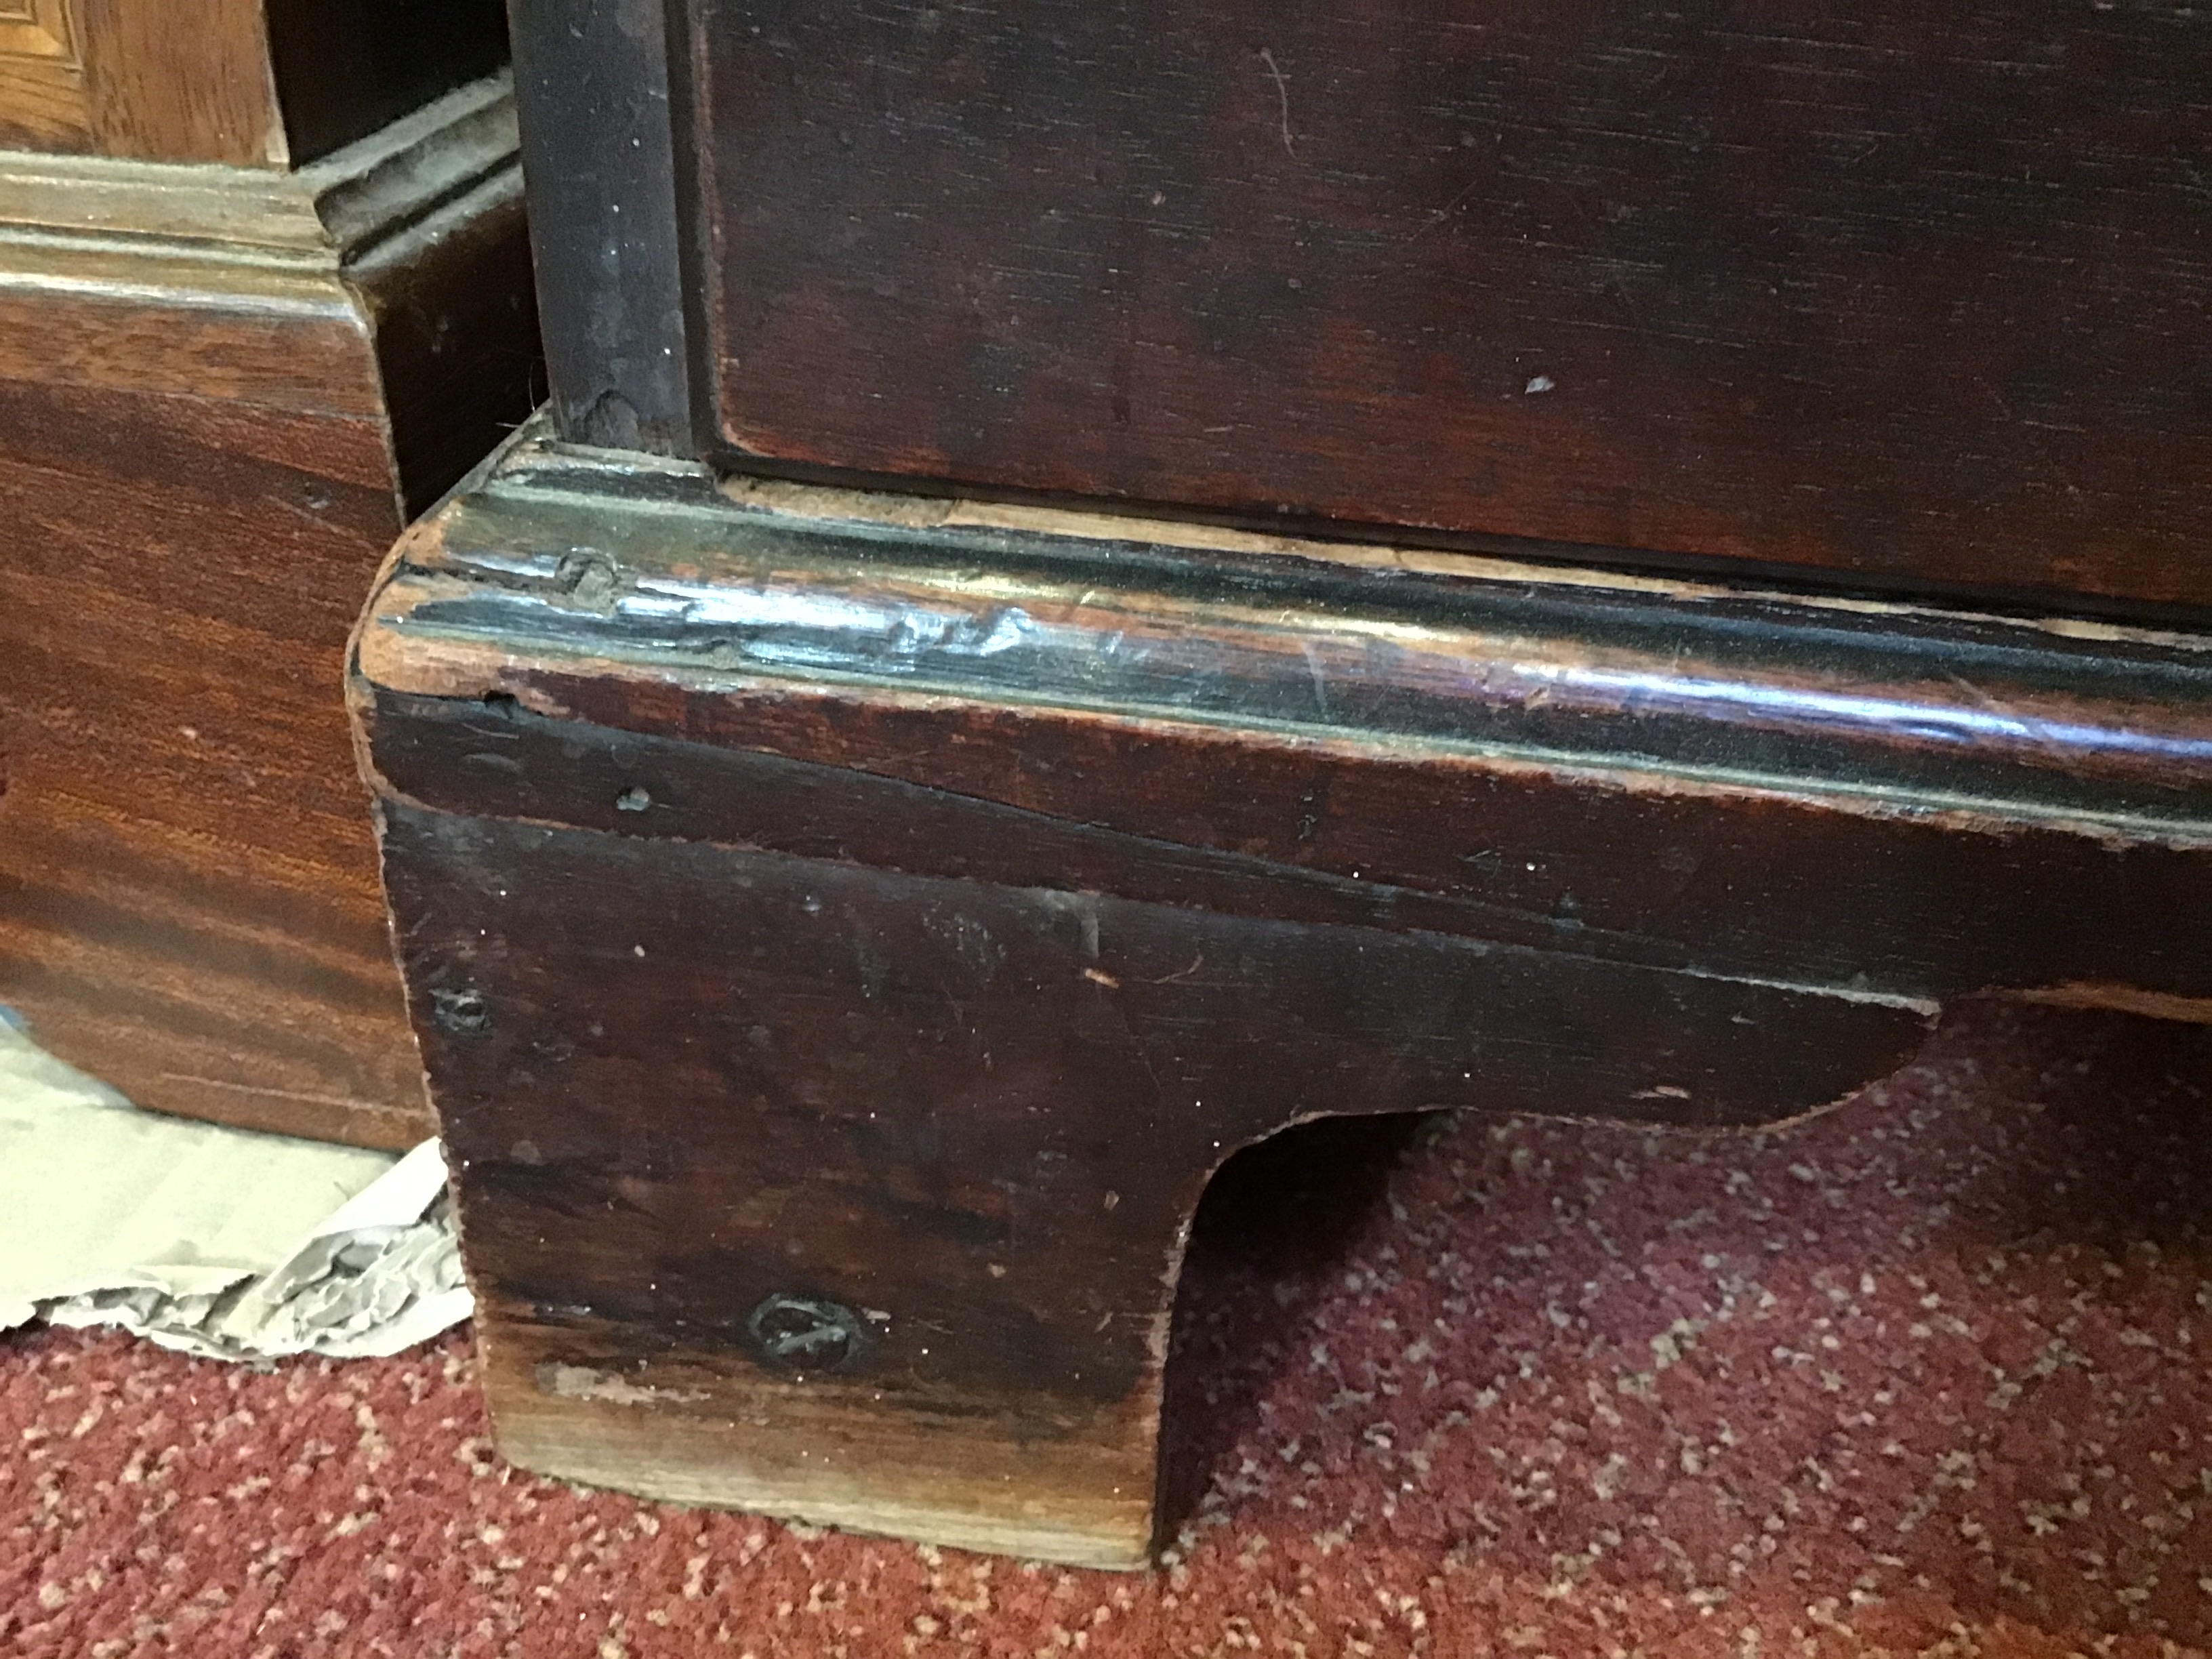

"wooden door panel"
[0,0,86,148]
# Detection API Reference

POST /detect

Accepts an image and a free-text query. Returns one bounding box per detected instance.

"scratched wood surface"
[0,113,537,1147]
[624,0,2212,614]
[376,791,1931,1567]
[352,434,2212,1563]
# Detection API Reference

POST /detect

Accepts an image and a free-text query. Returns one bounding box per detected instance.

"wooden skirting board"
[0,75,539,1148]
[350,428,2212,1565]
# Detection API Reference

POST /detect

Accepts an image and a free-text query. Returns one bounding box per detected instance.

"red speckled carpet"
[4,1001,2210,1658]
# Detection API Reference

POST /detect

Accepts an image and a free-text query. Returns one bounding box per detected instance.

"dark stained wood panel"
[365,438,2212,1019]
[686,0,2212,612]
[511,0,696,451]
[376,792,1933,1567]
[263,0,507,165]
[350,432,2212,1562]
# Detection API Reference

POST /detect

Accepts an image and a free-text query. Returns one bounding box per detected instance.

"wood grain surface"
[379,792,1931,1566]
[0,0,85,151]
[0,361,427,1144]
[0,0,506,164]
[71,0,282,163]
[352,434,2212,1561]
[0,104,538,1147]
[639,0,2212,613]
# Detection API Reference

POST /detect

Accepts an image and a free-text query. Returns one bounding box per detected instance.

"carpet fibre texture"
[4,1001,2210,1658]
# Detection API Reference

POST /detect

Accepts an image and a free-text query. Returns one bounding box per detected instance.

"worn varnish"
[697,1,2212,612]
[441,0,2212,1562]
[516,1,2212,614]
[352,432,2212,1564]
[0,79,539,1147]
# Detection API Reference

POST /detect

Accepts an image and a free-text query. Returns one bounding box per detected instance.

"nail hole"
[746,1294,868,1373]
[430,987,491,1036]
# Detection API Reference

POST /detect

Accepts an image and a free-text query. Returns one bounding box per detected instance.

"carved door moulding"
[0,0,80,62]
[0,0,85,151]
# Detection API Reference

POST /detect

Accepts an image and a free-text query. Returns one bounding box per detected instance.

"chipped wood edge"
[354,520,2212,857]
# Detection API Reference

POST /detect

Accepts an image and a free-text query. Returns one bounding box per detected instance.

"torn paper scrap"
[0,1018,471,1359]
[0,1020,390,1328]
[209,1139,474,1359]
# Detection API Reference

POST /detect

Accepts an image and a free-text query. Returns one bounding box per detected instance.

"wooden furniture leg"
[375,794,1924,1567]
[350,431,2212,1566]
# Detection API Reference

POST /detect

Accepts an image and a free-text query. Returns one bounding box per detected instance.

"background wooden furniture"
[0,0,505,165]
[0,15,536,1149]
[358,0,2212,1564]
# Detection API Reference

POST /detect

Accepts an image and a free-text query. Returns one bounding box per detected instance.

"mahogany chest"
[351,0,2212,1563]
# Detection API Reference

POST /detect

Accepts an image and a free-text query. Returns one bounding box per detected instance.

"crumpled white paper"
[0,1017,472,1360]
